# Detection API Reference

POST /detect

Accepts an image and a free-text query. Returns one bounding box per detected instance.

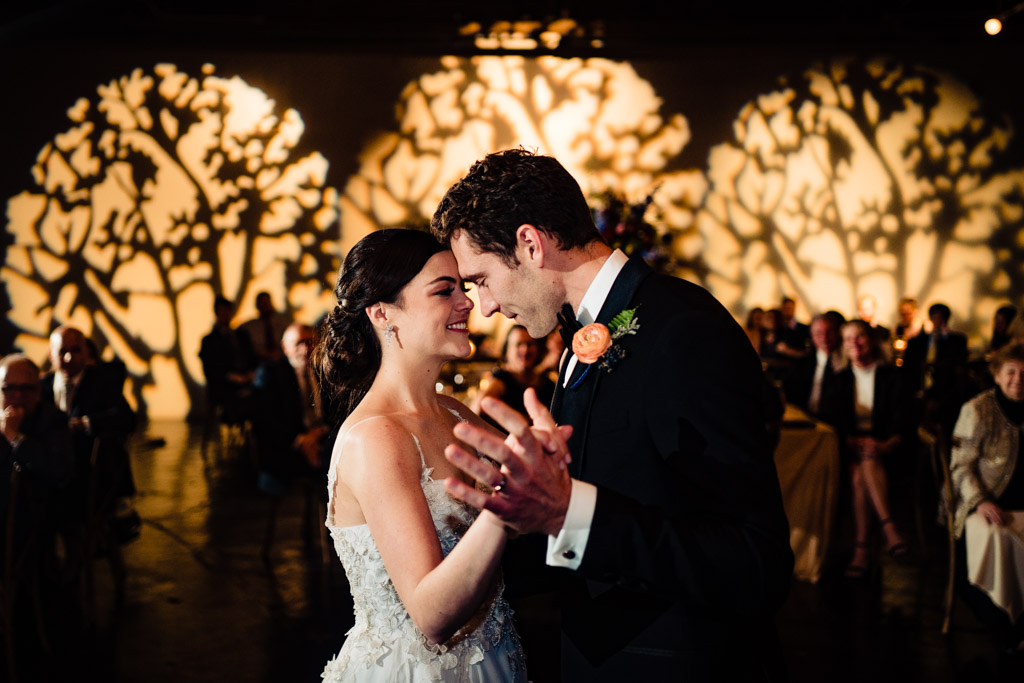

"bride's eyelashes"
[436,283,471,297]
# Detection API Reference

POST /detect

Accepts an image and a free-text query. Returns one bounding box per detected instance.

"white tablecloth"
[774,405,840,583]
[965,510,1024,621]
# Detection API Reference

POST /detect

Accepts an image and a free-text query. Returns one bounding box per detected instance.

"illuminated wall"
[2,50,1022,418]
[2,64,339,417]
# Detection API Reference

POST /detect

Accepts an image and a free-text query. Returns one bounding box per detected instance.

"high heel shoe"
[844,541,871,579]
[880,518,909,559]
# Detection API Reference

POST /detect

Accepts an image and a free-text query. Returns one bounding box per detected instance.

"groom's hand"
[444,389,573,536]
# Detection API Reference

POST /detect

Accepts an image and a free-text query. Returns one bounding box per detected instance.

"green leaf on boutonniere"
[609,306,640,340]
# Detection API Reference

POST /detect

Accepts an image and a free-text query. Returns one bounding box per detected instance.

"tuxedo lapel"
[564,257,652,479]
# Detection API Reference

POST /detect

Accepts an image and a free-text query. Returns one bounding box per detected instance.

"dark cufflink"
[562,550,576,560]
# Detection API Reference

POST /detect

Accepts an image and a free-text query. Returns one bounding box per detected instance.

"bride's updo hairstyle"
[313,229,447,422]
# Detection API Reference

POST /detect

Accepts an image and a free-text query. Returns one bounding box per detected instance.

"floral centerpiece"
[591,189,682,275]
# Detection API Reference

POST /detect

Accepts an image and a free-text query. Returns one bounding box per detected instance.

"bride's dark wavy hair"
[313,229,446,424]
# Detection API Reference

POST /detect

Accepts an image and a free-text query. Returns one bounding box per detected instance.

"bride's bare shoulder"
[335,412,420,477]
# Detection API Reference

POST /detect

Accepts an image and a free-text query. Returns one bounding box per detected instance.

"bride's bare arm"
[341,418,508,645]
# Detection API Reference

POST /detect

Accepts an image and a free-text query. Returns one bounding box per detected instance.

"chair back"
[919,425,956,635]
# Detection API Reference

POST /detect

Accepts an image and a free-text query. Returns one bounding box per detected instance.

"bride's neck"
[366,354,444,413]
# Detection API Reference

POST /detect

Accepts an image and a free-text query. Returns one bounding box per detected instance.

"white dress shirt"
[547,249,628,569]
[808,348,829,414]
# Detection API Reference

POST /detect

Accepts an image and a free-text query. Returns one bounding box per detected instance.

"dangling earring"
[385,321,394,347]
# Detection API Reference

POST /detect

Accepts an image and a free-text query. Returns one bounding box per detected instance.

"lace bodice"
[322,413,525,682]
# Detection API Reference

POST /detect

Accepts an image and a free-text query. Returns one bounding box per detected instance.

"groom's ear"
[515,224,547,268]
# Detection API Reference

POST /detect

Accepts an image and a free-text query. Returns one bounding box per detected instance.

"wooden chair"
[919,425,956,635]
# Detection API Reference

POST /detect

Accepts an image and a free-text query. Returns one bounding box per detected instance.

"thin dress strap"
[327,414,429,528]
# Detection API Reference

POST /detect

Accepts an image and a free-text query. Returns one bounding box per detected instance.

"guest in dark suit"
[857,294,892,345]
[40,327,137,508]
[821,319,911,578]
[240,291,289,363]
[1,354,73,562]
[432,149,793,682]
[776,296,811,359]
[783,313,840,417]
[252,323,330,495]
[199,296,257,426]
[903,302,969,438]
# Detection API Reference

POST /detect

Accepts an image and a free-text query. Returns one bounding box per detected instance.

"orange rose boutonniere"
[572,323,612,364]
[568,307,640,388]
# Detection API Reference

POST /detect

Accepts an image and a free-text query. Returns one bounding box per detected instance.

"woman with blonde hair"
[822,319,911,578]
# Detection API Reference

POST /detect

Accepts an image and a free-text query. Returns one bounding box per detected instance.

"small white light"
[454,373,465,384]
[985,17,1003,35]
[435,382,445,392]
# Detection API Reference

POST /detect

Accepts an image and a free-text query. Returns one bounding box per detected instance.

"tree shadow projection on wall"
[2,63,341,418]
[698,57,1024,338]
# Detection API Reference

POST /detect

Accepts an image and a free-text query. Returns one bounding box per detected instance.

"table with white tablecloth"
[774,405,841,583]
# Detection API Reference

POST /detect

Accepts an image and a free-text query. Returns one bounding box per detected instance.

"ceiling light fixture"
[985,1,1024,35]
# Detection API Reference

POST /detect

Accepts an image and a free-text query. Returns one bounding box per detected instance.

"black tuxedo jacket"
[820,363,910,457]
[550,257,793,681]
[199,325,256,404]
[40,365,136,504]
[252,358,328,481]
[902,331,968,393]
[782,351,836,417]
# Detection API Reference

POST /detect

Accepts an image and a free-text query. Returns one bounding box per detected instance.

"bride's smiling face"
[391,251,474,360]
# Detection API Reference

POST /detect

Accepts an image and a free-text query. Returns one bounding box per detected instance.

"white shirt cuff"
[545,479,597,569]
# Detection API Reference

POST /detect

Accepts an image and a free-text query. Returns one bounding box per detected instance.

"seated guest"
[949,341,1024,653]
[991,304,1018,353]
[252,323,331,496]
[783,314,840,417]
[40,327,138,541]
[903,302,969,438]
[199,296,257,426]
[471,325,556,433]
[776,296,811,359]
[0,354,73,562]
[822,319,911,578]
[240,291,289,363]
[744,306,765,353]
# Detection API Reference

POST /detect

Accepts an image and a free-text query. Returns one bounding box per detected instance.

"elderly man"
[1,354,73,561]
[253,323,330,492]
[40,326,137,539]
[252,323,331,555]
[783,314,841,417]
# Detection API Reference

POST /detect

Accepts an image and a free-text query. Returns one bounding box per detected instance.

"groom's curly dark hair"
[430,148,601,267]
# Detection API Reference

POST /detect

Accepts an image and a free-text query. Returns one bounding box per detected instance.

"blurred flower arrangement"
[591,189,682,275]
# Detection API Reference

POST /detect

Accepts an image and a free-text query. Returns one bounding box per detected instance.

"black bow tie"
[557,303,582,349]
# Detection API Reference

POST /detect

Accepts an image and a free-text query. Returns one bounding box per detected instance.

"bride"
[314,229,527,682]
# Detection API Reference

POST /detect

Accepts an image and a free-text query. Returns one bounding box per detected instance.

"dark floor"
[9,420,1024,682]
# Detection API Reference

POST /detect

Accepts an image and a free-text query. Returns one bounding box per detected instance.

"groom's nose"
[477,289,499,317]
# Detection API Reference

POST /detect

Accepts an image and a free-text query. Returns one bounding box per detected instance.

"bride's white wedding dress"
[322,417,527,682]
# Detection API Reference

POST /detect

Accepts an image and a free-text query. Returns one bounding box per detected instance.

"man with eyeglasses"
[1,354,73,561]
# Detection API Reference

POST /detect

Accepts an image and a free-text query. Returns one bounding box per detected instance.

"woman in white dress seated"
[313,229,531,682]
[950,340,1024,654]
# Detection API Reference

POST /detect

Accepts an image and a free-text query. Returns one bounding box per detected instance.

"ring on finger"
[493,475,507,494]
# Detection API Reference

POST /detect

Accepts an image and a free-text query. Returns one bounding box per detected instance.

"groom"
[432,149,793,681]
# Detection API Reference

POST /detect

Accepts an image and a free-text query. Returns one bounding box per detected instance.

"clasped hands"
[444,388,574,537]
